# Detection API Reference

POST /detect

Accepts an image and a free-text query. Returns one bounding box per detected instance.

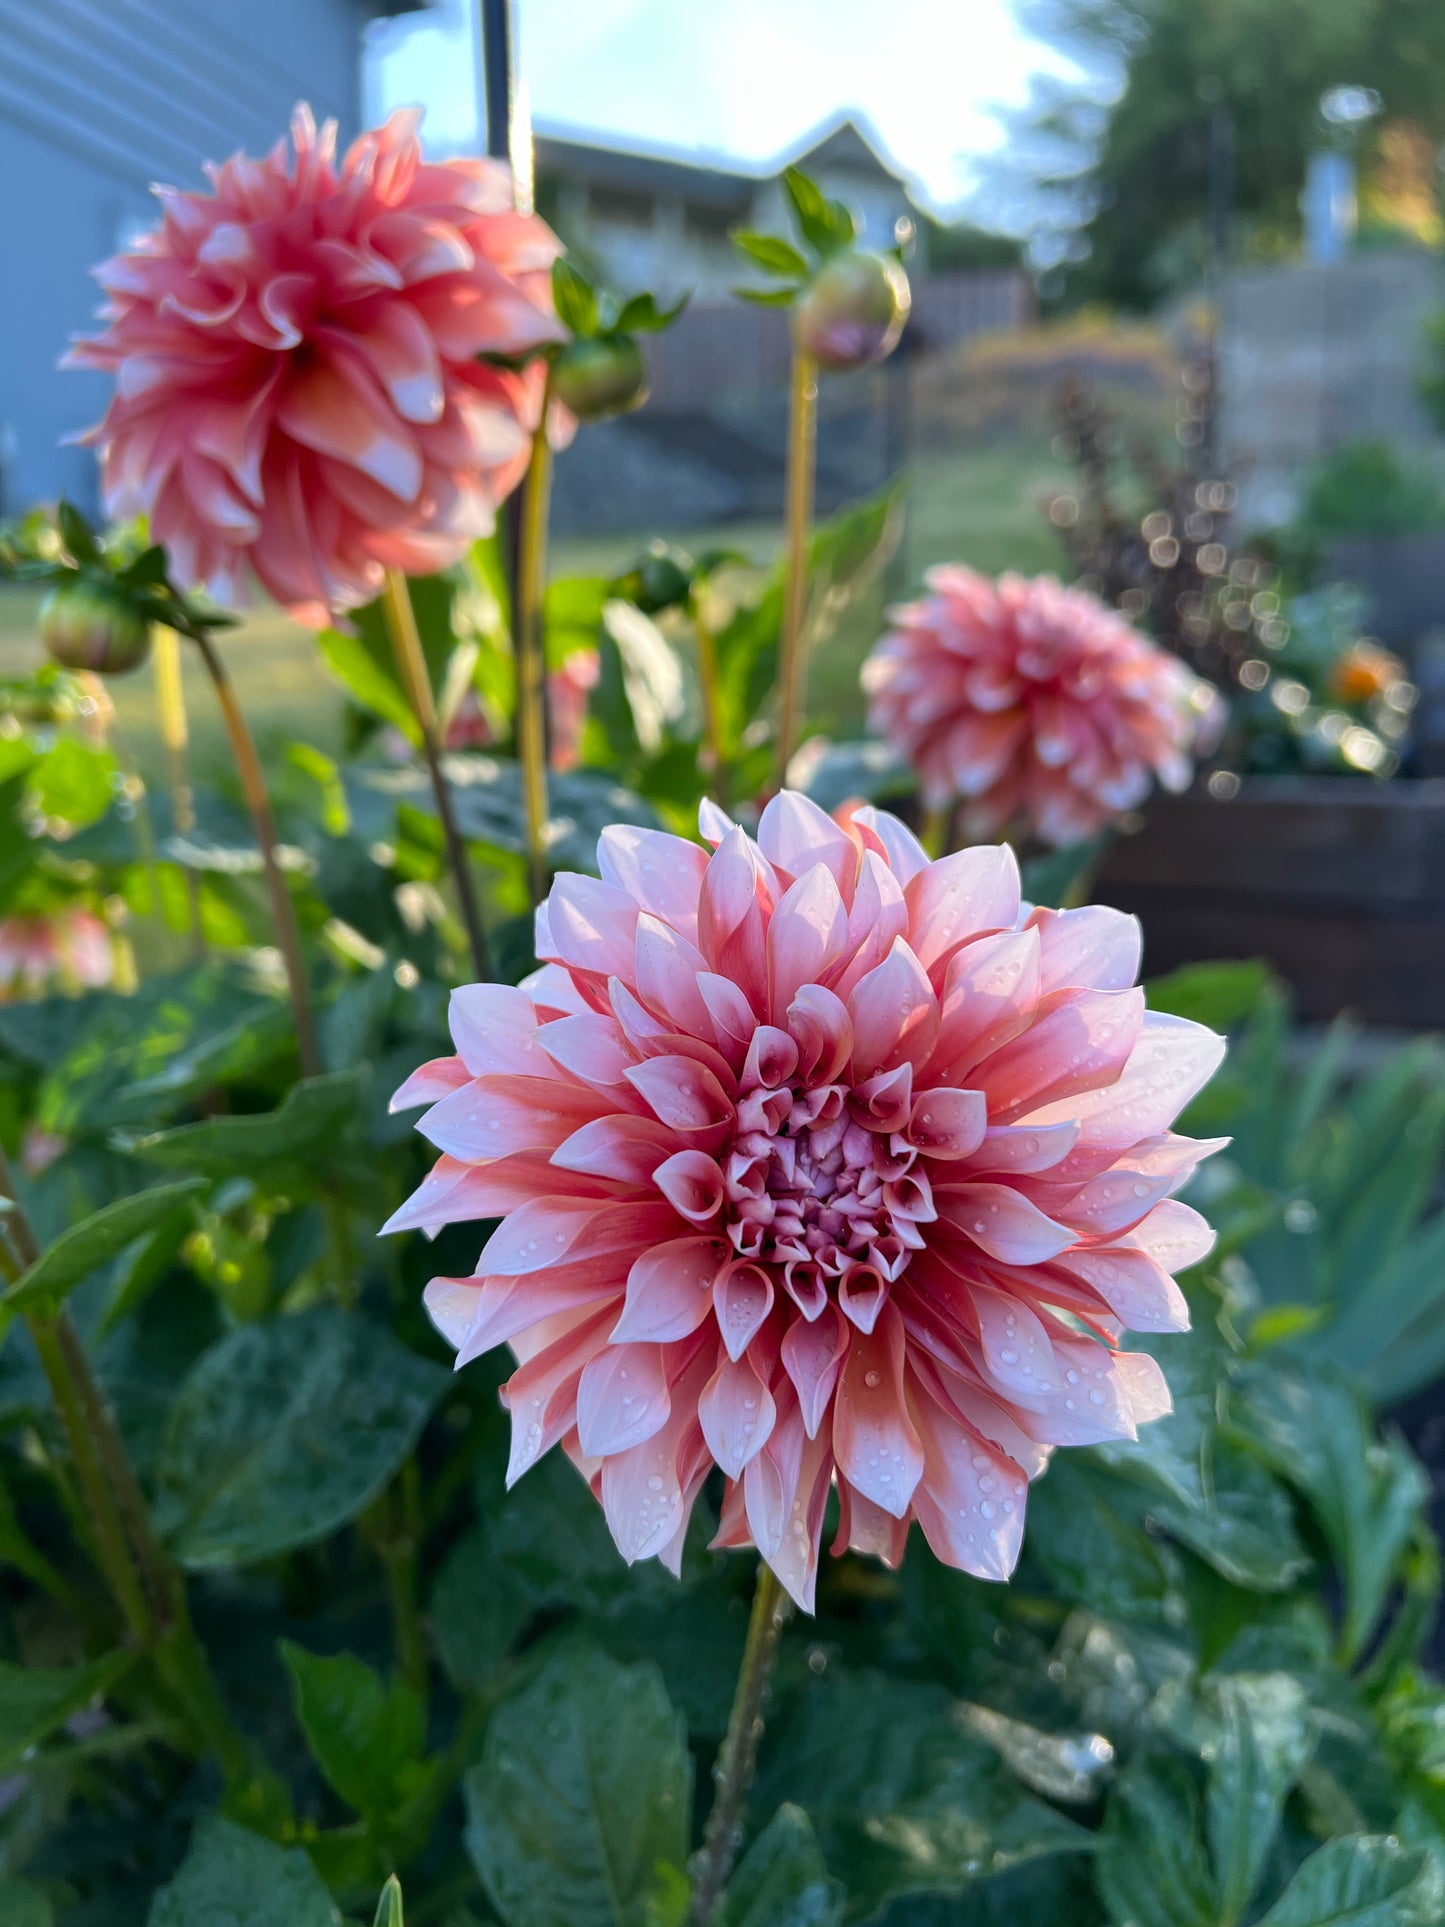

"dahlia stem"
[691,595,728,806]
[191,629,318,1077]
[153,624,206,959]
[0,1146,251,1781]
[772,347,818,795]
[921,803,949,859]
[689,1561,791,1925]
[380,568,492,981]
[516,378,555,907]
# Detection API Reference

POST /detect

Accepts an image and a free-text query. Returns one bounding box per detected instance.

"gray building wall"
[0,0,396,515]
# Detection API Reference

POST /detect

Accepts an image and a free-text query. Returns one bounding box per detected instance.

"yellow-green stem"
[153,625,206,958]
[921,803,949,860]
[380,569,492,981]
[691,596,727,805]
[192,630,318,1077]
[688,1561,791,1925]
[516,381,555,907]
[772,348,818,795]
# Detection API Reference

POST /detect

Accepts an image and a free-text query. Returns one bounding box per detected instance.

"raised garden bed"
[1096,777,1445,1028]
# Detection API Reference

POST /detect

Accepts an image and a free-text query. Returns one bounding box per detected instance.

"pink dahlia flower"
[386,793,1223,1609]
[863,567,1224,847]
[66,105,565,627]
[0,911,113,1000]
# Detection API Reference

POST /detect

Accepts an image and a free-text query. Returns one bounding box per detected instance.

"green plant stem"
[691,595,728,805]
[372,1459,426,1697]
[516,377,555,907]
[380,568,492,982]
[192,628,318,1076]
[772,347,818,795]
[688,1561,791,1926]
[153,624,206,960]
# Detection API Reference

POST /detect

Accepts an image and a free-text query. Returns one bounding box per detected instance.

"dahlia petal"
[451,1261,625,1364]
[767,865,849,1022]
[832,1305,924,1519]
[503,1306,614,1483]
[758,791,857,891]
[781,1304,850,1438]
[537,1012,636,1089]
[1031,905,1142,994]
[697,972,758,1067]
[905,846,1021,974]
[276,351,423,501]
[518,962,589,1017]
[322,301,443,425]
[850,804,930,885]
[476,1197,675,1276]
[597,825,710,940]
[958,1120,1079,1175]
[1129,1197,1216,1272]
[763,1420,834,1611]
[969,1281,1063,1406]
[1012,1336,1153,1446]
[1030,1012,1226,1147]
[699,1352,776,1477]
[634,914,714,1036]
[848,938,940,1079]
[838,1264,889,1333]
[907,1378,1026,1581]
[714,1262,775,1361]
[1047,1243,1190,1333]
[576,1342,673,1458]
[937,1183,1075,1264]
[422,1274,477,1349]
[542,874,640,982]
[551,1114,678,1186]
[611,1237,727,1344]
[834,1486,910,1566]
[653,1149,725,1222]
[601,1435,684,1563]
[908,1088,988,1160]
[625,1056,734,1150]
[418,1073,609,1160]
[978,987,1144,1121]
[932,927,1041,1085]
[786,983,853,1086]
[833,851,910,1001]
[697,826,769,993]
[389,1053,468,1111]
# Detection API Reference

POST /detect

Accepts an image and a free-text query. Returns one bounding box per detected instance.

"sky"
[364,0,1079,215]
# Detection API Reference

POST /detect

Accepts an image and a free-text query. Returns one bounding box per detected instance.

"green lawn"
[1,437,1071,777]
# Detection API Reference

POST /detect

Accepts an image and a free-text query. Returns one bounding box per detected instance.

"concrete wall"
[1218,249,1445,527]
[0,0,383,515]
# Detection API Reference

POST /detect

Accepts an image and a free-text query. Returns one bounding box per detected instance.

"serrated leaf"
[5,1179,204,1314]
[553,257,600,336]
[156,1307,448,1568]
[463,1643,691,1927]
[0,1651,132,1772]
[716,1806,843,1927]
[147,1813,341,1927]
[731,231,810,279]
[1253,1834,1439,1926]
[280,1643,432,1824]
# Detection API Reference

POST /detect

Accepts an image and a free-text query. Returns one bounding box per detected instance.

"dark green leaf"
[5,1179,203,1315]
[1146,960,1276,1030]
[156,1307,448,1568]
[553,259,600,336]
[1205,1674,1314,1927]
[57,500,100,565]
[122,1071,366,1191]
[716,1806,843,1927]
[280,1643,431,1823]
[464,1643,691,1927]
[0,1880,52,1927]
[730,231,810,280]
[1095,1757,1214,1927]
[781,168,856,255]
[614,290,689,333]
[430,1529,531,1695]
[147,1813,341,1927]
[1253,1835,1440,1926]
[0,1652,132,1772]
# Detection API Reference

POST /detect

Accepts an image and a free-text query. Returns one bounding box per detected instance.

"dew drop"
[1088,1388,1106,1406]
[864,1369,882,1388]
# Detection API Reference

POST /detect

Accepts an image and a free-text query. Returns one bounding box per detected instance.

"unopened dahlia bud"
[793,250,911,371]
[551,335,649,421]
[39,581,151,676]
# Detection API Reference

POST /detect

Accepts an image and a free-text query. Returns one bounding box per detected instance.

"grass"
[0,436,1072,780]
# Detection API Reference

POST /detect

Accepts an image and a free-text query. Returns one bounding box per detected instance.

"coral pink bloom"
[0,911,112,1000]
[863,567,1224,847]
[386,794,1223,1609]
[66,105,565,627]
[546,648,600,772]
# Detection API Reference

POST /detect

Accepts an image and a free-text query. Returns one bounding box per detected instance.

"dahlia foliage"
[863,565,1224,847]
[66,105,564,626]
[388,792,1224,1609]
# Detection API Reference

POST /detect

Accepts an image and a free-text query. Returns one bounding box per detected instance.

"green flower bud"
[551,335,649,422]
[792,250,911,371]
[38,580,152,676]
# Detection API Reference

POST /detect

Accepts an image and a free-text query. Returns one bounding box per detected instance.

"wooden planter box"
[1095,778,1445,1028]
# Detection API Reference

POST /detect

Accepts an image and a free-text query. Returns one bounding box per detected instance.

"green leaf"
[317,627,418,743]
[147,1813,341,1927]
[730,231,810,280]
[1253,1835,1440,1926]
[0,1651,132,1772]
[280,1643,431,1824]
[752,1670,1089,1921]
[553,258,600,336]
[374,1876,404,1927]
[1146,959,1276,1030]
[781,167,856,256]
[715,1806,843,1927]
[1234,1364,1428,1661]
[156,1307,448,1568]
[463,1642,691,1927]
[122,1070,366,1191]
[1205,1674,1314,1927]
[0,1880,53,1927]
[615,290,689,334]
[733,286,799,307]
[430,1529,532,1695]
[4,1179,203,1314]
[1151,1443,1312,1594]
[57,500,100,565]
[1019,836,1111,911]
[1021,1457,1169,1621]
[1095,1756,1214,1927]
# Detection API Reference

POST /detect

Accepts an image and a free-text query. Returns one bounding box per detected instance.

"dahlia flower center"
[723,1073,931,1322]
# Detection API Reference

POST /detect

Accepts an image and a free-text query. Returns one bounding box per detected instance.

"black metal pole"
[480,0,512,161]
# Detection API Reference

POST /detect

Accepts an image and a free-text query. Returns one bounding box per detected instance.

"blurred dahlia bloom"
[387,792,1223,1609]
[863,567,1223,847]
[66,105,565,627]
[546,648,600,773]
[0,911,112,1000]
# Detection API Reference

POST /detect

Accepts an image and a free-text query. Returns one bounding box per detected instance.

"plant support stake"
[516,384,555,906]
[381,568,492,981]
[772,347,818,793]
